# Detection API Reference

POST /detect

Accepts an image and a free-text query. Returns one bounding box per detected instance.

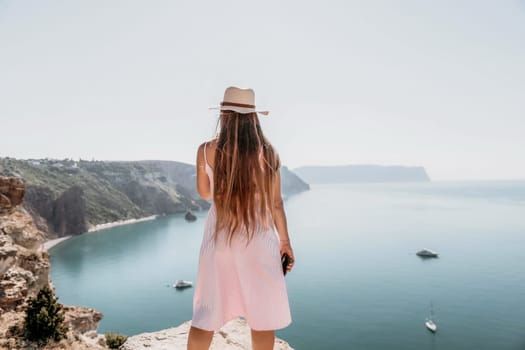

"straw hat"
[209,86,269,115]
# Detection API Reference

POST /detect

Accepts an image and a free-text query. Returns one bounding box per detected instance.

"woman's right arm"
[272,170,295,273]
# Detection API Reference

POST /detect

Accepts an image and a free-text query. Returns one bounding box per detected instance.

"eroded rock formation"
[0,177,25,215]
[0,176,107,349]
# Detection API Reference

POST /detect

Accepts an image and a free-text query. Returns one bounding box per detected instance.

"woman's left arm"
[196,143,212,200]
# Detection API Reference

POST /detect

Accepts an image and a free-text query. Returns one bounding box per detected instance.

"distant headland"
[294,165,431,184]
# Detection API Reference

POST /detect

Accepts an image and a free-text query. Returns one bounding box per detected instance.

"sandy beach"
[87,215,158,233]
[42,236,72,251]
[41,215,158,252]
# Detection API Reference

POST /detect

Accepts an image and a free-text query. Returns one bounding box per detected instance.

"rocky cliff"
[0,177,107,349]
[0,158,309,239]
[0,158,210,239]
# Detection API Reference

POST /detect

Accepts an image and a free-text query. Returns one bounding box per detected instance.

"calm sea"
[49,180,525,350]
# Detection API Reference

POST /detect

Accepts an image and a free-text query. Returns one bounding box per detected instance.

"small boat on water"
[416,248,439,258]
[425,319,437,333]
[173,280,193,289]
[425,302,438,333]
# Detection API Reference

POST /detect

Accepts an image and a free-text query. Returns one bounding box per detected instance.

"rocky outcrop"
[185,210,197,222]
[0,178,49,310]
[2,205,47,251]
[120,318,294,350]
[0,177,25,215]
[62,305,104,335]
[0,177,107,349]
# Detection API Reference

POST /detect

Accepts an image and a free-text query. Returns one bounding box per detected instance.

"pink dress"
[191,143,292,331]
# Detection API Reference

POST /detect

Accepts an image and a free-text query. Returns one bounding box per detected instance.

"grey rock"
[121,318,294,350]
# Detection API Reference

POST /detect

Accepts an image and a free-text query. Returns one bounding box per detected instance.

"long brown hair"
[213,111,280,245]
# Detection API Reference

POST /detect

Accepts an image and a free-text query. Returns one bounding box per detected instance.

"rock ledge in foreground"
[121,318,294,350]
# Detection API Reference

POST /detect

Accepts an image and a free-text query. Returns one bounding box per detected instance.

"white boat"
[416,248,439,258]
[425,319,437,332]
[425,302,437,333]
[173,280,193,289]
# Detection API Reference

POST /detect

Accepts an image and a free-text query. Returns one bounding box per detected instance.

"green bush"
[23,285,69,345]
[105,332,128,348]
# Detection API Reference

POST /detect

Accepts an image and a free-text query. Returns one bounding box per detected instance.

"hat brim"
[208,106,269,116]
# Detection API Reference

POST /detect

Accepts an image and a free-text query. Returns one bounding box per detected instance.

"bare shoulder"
[199,139,217,166]
[198,139,217,152]
[207,138,218,147]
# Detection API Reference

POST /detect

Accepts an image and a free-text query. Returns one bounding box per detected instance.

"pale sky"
[1,0,524,180]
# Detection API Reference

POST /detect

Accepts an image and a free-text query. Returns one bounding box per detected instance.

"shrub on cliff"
[105,332,128,348]
[22,285,69,345]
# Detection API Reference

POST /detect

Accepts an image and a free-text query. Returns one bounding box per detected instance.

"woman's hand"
[280,240,295,274]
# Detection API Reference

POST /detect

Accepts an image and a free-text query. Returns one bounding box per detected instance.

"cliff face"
[0,158,211,238]
[0,158,310,239]
[0,177,107,349]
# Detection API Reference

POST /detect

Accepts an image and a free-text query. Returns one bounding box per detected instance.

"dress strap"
[203,142,209,167]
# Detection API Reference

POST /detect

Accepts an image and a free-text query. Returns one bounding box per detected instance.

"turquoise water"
[49,181,525,349]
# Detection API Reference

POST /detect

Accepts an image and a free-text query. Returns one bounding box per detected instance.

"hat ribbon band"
[220,101,256,109]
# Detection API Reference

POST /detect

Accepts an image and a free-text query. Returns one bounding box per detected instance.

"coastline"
[87,214,158,233]
[42,235,72,251]
[41,215,158,252]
